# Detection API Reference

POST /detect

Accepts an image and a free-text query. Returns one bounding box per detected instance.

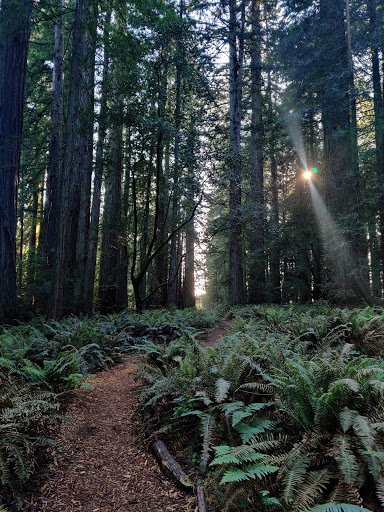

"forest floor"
[30,321,230,512]
[30,356,195,512]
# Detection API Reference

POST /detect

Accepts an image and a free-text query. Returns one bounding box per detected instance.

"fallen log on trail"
[151,439,194,491]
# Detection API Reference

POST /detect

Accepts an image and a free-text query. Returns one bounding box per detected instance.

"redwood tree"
[0,0,33,320]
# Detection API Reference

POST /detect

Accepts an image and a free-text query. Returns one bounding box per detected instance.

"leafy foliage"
[137,304,384,511]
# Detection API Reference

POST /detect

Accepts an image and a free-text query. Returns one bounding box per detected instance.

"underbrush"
[137,304,384,512]
[0,307,220,510]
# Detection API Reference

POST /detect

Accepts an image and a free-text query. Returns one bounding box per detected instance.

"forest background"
[1,0,384,320]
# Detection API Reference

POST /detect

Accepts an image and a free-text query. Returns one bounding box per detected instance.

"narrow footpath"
[32,355,195,512]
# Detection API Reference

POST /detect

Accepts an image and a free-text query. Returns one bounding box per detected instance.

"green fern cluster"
[136,305,384,511]
[0,374,60,501]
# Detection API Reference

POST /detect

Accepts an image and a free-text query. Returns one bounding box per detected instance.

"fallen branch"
[197,484,206,512]
[151,439,194,491]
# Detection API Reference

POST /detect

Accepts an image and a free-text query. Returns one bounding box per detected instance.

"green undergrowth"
[0,307,221,510]
[136,303,384,512]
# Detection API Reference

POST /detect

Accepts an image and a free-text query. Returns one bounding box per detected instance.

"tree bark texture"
[319,0,366,301]
[83,10,111,314]
[99,98,123,314]
[248,0,265,304]
[167,0,183,308]
[368,0,384,296]
[40,0,64,268]
[49,0,96,317]
[0,0,33,320]
[228,0,245,306]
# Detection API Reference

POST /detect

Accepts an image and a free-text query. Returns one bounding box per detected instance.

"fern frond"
[220,463,278,484]
[215,378,231,403]
[339,407,356,433]
[332,433,359,485]
[328,481,362,505]
[239,381,275,394]
[304,503,372,512]
[199,412,216,474]
[235,418,276,443]
[294,468,334,511]
[281,451,311,504]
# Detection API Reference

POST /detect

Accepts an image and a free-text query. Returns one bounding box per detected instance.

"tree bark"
[167,0,184,308]
[99,95,123,314]
[319,0,365,302]
[228,0,245,306]
[40,0,64,268]
[73,0,97,312]
[266,70,281,303]
[83,10,111,314]
[0,0,33,320]
[49,0,96,317]
[368,0,384,297]
[49,0,85,318]
[248,0,265,304]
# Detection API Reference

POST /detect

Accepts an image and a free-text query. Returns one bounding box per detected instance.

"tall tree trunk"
[139,160,153,309]
[319,0,364,302]
[168,0,183,308]
[228,0,245,305]
[116,147,129,310]
[98,97,123,314]
[26,187,39,305]
[248,0,265,304]
[73,0,97,311]
[152,63,169,308]
[49,0,85,317]
[83,10,111,314]
[368,0,384,297]
[183,126,196,309]
[266,70,281,303]
[49,0,96,317]
[40,0,64,268]
[184,217,195,308]
[0,0,33,320]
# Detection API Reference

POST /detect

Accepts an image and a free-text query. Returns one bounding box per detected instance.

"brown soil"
[31,356,195,512]
[202,320,233,347]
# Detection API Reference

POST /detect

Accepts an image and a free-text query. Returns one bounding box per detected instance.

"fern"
[332,434,359,485]
[281,451,311,505]
[295,468,334,511]
[304,503,372,512]
[199,412,216,474]
[215,378,231,403]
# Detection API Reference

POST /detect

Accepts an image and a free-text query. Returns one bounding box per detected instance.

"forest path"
[33,356,195,512]
[202,319,233,347]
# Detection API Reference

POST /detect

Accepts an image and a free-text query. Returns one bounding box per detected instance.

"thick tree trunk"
[116,156,129,310]
[368,0,384,297]
[228,0,245,306]
[49,0,85,318]
[40,0,64,268]
[0,0,33,321]
[152,65,169,308]
[319,0,366,302]
[167,0,183,308]
[266,70,281,303]
[73,0,97,312]
[83,10,111,314]
[99,100,123,314]
[248,0,265,304]
[49,0,97,317]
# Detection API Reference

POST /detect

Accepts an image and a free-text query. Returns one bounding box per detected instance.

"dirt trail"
[33,356,195,512]
[202,320,233,347]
